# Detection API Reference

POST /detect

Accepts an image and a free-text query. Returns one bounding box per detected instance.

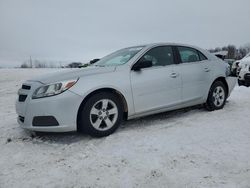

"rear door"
[176,46,213,104]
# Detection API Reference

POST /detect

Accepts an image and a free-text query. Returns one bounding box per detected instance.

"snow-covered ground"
[0,69,250,188]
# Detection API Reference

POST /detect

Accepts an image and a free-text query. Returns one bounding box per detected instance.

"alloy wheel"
[212,86,225,107]
[89,99,118,131]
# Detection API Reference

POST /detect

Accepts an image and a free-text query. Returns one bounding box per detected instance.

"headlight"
[32,78,78,99]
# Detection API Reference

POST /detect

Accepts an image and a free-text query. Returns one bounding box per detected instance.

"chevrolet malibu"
[16,43,236,137]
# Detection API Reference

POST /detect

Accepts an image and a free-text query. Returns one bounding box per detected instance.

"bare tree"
[227,45,236,59]
[20,62,29,68]
[209,43,250,60]
[33,60,45,68]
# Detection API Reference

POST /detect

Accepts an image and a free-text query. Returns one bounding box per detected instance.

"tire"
[78,92,123,137]
[238,79,244,86]
[205,81,227,111]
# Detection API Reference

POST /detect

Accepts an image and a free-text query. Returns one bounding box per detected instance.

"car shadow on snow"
[27,131,92,145]
[120,105,205,131]
[21,104,209,145]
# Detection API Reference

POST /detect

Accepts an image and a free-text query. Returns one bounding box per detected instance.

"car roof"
[125,43,218,61]
[139,42,198,48]
[143,43,217,60]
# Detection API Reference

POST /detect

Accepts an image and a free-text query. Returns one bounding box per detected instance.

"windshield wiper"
[94,64,105,67]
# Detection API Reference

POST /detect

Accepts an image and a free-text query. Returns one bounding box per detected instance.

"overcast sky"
[0,0,250,67]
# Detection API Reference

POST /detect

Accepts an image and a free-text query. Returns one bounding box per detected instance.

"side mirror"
[132,60,153,71]
[90,58,100,64]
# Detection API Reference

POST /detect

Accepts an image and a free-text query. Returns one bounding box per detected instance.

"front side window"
[178,47,200,63]
[94,46,144,67]
[138,46,174,67]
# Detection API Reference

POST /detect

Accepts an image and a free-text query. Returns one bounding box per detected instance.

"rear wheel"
[205,81,227,111]
[78,92,123,137]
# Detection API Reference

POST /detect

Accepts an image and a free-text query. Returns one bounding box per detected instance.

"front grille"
[22,84,31,90]
[237,67,241,75]
[18,83,31,102]
[19,116,25,123]
[19,95,27,102]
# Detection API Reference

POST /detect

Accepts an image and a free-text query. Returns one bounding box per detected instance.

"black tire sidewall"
[79,92,123,137]
[206,81,227,111]
[238,80,244,86]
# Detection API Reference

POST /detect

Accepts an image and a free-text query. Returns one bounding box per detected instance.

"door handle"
[170,72,178,78]
[204,68,210,72]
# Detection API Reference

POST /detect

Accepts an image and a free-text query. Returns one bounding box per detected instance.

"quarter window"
[138,46,174,67]
[198,51,207,61]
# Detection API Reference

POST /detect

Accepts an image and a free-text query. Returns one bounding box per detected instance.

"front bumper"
[16,81,83,132]
[238,66,250,86]
[238,73,250,87]
[244,73,250,83]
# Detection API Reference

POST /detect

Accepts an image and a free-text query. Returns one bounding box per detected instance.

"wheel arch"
[209,77,229,98]
[76,88,128,131]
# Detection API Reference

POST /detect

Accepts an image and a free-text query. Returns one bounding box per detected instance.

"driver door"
[130,46,182,114]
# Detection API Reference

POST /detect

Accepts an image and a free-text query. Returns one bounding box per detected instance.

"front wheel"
[78,92,123,137]
[205,81,227,111]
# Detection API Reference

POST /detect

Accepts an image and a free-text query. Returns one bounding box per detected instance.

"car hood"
[239,57,250,66]
[242,56,250,63]
[28,66,116,84]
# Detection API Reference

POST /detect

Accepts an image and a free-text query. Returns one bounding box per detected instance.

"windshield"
[94,46,144,67]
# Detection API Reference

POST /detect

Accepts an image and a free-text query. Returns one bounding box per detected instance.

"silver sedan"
[16,43,236,137]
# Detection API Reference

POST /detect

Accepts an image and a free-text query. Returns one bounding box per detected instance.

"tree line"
[20,59,63,68]
[209,43,250,60]
[19,43,250,68]
[20,58,99,68]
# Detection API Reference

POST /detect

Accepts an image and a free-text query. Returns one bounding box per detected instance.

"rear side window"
[177,46,207,63]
